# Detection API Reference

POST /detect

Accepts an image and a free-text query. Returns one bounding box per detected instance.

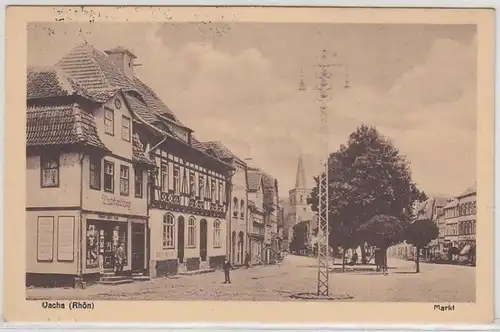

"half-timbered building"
[193,141,249,266]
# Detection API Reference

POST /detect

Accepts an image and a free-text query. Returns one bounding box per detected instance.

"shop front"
[83,213,147,277]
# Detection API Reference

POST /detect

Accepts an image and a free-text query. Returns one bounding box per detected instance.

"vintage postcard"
[4,6,495,325]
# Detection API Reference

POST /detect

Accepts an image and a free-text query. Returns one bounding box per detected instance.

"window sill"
[213,246,222,249]
[90,186,101,191]
[104,189,114,193]
[120,193,130,197]
[41,184,59,188]
[105,132,115,137]
[163,246,175,250]
[135,194,143,198]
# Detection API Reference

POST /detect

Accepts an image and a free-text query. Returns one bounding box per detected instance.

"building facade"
[456,184,477,260]
[443,198,460,258]
[193,141,249,266]
[262,172,279,264]
[247,169,265,264]
[26,50,154,286]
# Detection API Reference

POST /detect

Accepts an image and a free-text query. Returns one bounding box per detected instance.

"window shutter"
[168,162,174,191]
[180,166,185,193]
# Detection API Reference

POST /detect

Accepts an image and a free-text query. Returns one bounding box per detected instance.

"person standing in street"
[244,252,250,269]
[114,242,126,275]
[223,258,232,284]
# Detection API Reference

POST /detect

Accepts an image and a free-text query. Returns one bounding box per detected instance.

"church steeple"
[295,154,307,189]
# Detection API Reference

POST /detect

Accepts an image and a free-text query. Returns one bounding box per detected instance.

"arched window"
[162,214,175,248]
[187,216,196,247]
[240,200,245,219]
[233,197,239,217]
[213,219,222,248]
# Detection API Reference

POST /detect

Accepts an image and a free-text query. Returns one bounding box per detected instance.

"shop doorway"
[131,224,145,273]
[177,216,185,263]
[200,219,207,262]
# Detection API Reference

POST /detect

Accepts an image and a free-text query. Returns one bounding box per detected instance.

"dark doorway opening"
[200,219,208,262]
[178,216,185,263]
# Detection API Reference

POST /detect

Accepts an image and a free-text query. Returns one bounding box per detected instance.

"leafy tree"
[418,191,429,203]
[289,221,309,254]
[405,219,439,272]
[307,125,420,263]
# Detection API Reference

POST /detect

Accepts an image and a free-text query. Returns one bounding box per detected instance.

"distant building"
[286,155,315,253]
[247,169,265,264]
[456,184,477,259]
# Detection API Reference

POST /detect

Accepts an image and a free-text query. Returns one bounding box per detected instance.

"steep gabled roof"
[247,169,263,192]
[56,43,184,126]
[194,140,245,165]
[26,103,108,152]
[262,172,278,206]
[132,133,154,166]
[458,183,477,198]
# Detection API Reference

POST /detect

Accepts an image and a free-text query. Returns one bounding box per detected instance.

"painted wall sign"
[102,194,131,210]
[57,216,75,261]
[37,216,54,261]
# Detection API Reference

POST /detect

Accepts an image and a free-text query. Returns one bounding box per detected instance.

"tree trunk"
[342,248,346,272]
[360,244,367,264]
[415,246,420,273]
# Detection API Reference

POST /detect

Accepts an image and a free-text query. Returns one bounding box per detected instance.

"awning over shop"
[460,245,471,255]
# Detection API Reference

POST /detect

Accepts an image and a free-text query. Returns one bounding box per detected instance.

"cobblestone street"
[26,255,475,302]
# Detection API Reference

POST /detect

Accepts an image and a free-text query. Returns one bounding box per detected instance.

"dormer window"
[104,107,114,135]
[121,115,131,142]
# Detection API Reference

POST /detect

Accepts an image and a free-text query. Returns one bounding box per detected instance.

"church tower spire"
[295,154,307,189]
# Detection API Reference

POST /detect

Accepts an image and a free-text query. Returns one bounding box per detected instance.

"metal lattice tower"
[316,49,333,296]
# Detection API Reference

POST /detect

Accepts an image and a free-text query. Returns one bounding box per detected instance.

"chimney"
[104,46,137,78]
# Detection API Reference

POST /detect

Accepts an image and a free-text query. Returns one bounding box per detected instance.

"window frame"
[89,156,101,190]
[160,163,168,193]
[121,115,131,142]
[162,214,175,248]
[173,166,180,195]
[40,154,60,188]
[233,197,239,218]
[120,165,130,196]
[134,167,143,198]
[104,107,115,136]
[187,216,196,248]
[103,160,115,193]
[213,219,222,248]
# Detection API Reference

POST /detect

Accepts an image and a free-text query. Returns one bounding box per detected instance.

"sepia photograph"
[4,6,495,324]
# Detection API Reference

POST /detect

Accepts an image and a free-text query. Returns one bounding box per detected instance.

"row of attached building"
[26,43,284,287]
[389,184,477,262]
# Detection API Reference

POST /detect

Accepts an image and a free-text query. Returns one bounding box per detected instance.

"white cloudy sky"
[28,23,477,198]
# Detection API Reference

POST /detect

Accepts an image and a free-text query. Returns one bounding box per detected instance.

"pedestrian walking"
[245,252,250,269]
[114,242,126,275]
[223,258,232,284]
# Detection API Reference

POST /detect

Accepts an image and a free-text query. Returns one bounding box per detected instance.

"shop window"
[240,200,245,219]
[120,165,130,196]
[134,168,143,198]
[121,115,131,142]
[173,166,180,194]
[86,223,99,268]
[89,156,101,190]
[161,164,168,192]
[163,214,175,248]
[104,161,114,192]
[40,154,59,188]
[187,216,196,247]
[104,107,114,135]
[213,219,222,248]
[233,197,239,217]
[199,175,205,199]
